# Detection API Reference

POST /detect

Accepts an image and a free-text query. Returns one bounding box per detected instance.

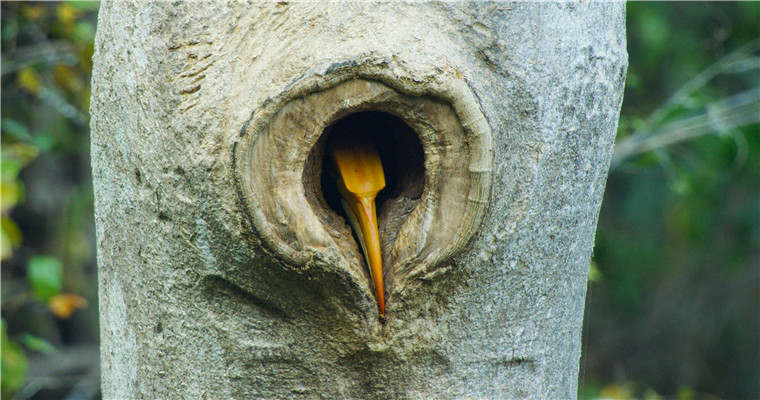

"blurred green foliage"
[0,2,757,400]
[27,256,63,303]
[581,3,759,400]
[1,2,98,399]
[1,320,28,399]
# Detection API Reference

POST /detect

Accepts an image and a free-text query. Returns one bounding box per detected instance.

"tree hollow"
[237,77,492,316]
[307,111,425,298]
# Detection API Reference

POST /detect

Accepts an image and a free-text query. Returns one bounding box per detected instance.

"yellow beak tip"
[331,134,387,316]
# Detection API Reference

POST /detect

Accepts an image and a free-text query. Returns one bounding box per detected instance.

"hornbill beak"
[330,134,386,316]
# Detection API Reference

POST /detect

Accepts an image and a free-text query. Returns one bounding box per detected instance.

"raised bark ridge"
[236,71,493,319]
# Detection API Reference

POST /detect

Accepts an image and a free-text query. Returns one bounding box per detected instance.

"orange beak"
[330,134,386,316]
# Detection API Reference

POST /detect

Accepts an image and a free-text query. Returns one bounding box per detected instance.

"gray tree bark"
[91,2,627,399]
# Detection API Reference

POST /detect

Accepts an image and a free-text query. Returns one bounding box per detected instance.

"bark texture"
[91,2,627,399]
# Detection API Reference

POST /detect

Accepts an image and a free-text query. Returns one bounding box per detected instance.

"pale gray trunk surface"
[91,2,626,399]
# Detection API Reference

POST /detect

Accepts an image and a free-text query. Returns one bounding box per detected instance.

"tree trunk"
[91,2,626,399]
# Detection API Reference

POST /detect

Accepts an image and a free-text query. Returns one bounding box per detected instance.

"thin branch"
[612,89,760,165]
[611,39,760,168]
[643,39,760,130]
[1,41,78,76]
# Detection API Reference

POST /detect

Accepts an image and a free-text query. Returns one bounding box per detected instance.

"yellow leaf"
[19,4,46,21]
[48,294,88,319]
[53,65,82,93]
[79,43,95,71]
[0,218,22,260]
[1,228,12,261]
[588,260,603,283]
[0,179,20,215]
[600,383,632,400]
[17,68,41,94]
[56,3,81,25]
[9,142,40,164]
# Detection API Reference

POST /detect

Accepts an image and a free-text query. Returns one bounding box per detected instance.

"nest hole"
[304,111,425,278]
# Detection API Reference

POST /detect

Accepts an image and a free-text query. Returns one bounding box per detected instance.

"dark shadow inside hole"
[301,110,425,299]
[319,111,425,229]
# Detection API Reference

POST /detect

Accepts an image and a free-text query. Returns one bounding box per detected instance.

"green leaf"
[1,17,19,43]
[625,72,643,92]
[32,131,56,152]
[588,261,603,283]
[0,143,39,180]
[1,319,29,399]
[28,256,63,302]
[20,333,58,356]
[72,20,96,43]
[65,1,101,11]
[1,118,32,142]
[677,386,696,400]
